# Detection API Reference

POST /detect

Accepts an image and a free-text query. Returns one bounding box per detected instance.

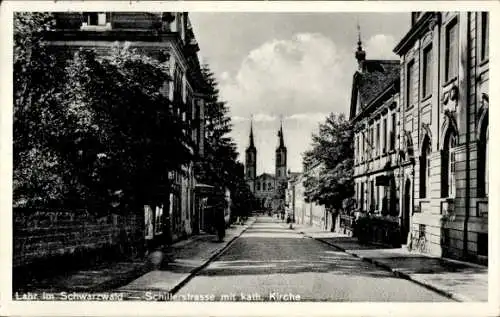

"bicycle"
[409,233,427,253]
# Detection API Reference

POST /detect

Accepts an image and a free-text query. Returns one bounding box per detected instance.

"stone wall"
[13,208,140,268]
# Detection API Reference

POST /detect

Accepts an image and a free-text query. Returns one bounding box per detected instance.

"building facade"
[245,121,288,213]
[349,35,404,240]
[286,166,333,231]
[45,12,207,243]
[393,12,489,264]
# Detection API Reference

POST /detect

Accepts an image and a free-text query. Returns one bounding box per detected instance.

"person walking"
[215,199,226,242]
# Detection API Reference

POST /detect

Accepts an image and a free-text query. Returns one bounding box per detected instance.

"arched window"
[442,131,457,198]
[277,153,281,165]
[263,182,266,191]
[257,182,260,191]
[420,136,431,198]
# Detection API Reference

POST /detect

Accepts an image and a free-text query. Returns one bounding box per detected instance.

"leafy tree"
[195,64,255,220]
[54,46,194,211]
[302,113,354,215]
[14,12,193,214]
[13,12,70,207]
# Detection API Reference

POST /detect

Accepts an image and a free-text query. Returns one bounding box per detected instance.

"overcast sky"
[190,12,410,175]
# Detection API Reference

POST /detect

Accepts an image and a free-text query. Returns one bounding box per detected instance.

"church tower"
[245,118,257,193]
[275,119,287,207]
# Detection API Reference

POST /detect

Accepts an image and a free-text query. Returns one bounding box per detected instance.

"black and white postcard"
[1,1,499,316]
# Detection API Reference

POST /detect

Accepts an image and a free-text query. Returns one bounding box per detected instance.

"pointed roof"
[277,116,285,149]
[349,60,400,121]
[246,115,256,150]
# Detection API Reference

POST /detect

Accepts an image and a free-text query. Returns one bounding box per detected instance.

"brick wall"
[13,208,140,268]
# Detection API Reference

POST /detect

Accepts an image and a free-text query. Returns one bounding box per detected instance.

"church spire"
[248,115,255,148]
[278,116,285,148]
[355,22,366,71]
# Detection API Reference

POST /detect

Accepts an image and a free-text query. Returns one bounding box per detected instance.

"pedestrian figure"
[215,200,226,242]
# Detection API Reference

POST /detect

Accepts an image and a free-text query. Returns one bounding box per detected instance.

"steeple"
[249,116,255,148]
[355,22,366,71]
[277,116,285,148]
[245,115,257,192]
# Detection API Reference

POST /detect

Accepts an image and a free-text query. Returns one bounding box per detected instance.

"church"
[245,119,288,213]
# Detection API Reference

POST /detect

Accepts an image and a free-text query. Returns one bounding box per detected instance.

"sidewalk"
[118,217,257,299]
[14,217,256,297]
[288,222,488,302]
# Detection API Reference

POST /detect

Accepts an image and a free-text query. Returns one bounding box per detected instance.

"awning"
[195,183,215,194]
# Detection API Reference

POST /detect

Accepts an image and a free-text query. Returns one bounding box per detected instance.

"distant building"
[45,12,207,243]
[245,119,287,213]
[287,163,333,231]
[393,12,489,264]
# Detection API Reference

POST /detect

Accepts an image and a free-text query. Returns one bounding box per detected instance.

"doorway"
[401,179,411,244]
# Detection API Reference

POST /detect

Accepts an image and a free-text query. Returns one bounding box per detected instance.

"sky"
[189,12,410,175]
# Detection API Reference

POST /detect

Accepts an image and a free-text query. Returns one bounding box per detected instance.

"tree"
[13,12,71,207]
[195,64,255,220]
[302,113,354,214]
[13,13,194,213]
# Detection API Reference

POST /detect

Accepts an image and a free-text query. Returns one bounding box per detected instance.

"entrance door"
[401,179,411,244]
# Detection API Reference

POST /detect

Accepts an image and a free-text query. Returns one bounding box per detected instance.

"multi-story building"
[393,12,489,264]
[245,120,288,213]
[45,12,207,243]
[287,164,333,230]
[349,33,402,230]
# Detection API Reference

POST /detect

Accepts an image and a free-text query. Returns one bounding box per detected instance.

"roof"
[349,60,400,120]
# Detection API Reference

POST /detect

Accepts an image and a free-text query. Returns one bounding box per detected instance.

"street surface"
[175,216,452,301]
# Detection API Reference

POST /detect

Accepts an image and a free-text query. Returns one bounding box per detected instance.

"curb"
[168,218,257,295]
[303,233,470,302]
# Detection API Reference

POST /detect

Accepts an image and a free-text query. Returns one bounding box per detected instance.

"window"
[257,183,260,191]
[278,170,281,177]
[268,182,272,190]
[420,137,431,198]
[407,60,415,107]
[360,183,365,211]
[382,118,387,154]
[376,123,380,156]
[442,132,457,198]
[481,12,489,61]
[361,133,365,161]
[423,45,433,97]
[86,13,107,26]
[390,113,396,150]
[263,182,266,191]
[370,180,375,212]
[370,126,374,158]
[445,19,458,81]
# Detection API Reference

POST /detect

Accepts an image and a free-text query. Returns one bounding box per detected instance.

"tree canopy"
[302,113,354,211]
[195,64,255,218]
[14,13,193,212]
